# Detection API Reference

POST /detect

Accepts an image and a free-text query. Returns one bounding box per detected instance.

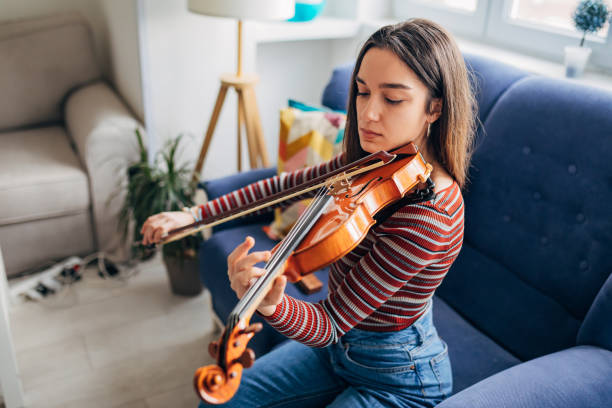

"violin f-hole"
[345,176,382,199]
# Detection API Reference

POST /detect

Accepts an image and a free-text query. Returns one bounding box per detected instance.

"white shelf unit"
[254,17,361,43]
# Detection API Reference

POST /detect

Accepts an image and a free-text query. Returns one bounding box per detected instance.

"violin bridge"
[328,172,351,194]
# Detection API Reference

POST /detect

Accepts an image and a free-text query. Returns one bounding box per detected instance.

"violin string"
[236,189,332,319]
[265,185,329,270]
[234,184,332,318]
[233,185,329,316]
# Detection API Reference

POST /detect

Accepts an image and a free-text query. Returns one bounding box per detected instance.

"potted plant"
[565,0,611,77]
[119,129,203,296]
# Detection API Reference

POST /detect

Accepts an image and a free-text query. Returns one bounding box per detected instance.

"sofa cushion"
[438,77,612,361]
[433,296,520,393]
[321,62,353,112]
[0,12,100,131]
[577,272,612,351]
[437,346,612,408]
[199,222,330,356]
[265,107,345,240]
[0,126,90,225]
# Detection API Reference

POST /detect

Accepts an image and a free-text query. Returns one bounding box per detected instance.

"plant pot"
[564,46,592,78]
[162,253,203,296]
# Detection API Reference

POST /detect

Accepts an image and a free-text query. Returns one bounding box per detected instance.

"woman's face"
[355,47,440,154]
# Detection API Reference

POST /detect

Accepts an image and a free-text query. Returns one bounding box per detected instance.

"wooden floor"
[7,255,218,408]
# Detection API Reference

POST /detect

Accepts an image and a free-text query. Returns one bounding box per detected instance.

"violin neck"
[231,188,334,321]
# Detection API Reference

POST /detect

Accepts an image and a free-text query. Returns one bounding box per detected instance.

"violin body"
[282,150,432,282]
[192,143,432,404]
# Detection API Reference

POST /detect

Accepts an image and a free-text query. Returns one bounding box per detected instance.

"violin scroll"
[194,321,262,404]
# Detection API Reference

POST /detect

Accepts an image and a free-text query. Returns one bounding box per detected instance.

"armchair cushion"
[437,346,612,408]
[0,126,90,225]
[0,12,100,131]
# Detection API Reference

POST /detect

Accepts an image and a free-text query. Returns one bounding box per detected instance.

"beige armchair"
[0,13,140,277]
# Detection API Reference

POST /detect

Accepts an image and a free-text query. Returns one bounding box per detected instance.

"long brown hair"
[343,19,476,188]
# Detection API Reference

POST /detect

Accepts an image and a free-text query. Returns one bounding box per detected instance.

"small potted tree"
[565,0,611,77]
[119,129,203,296]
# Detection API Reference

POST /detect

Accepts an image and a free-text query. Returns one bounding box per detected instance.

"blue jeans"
[199,300,452,407]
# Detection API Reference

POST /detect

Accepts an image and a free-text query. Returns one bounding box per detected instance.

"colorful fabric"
[264,107,345,240]
[197,155,465,347]
[288,99,346,114]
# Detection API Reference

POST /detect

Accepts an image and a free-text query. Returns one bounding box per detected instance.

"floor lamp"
[188,0,295,182]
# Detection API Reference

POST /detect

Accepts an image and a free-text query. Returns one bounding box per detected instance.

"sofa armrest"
[437,346,612,408]
[200,167,276,233]
[64,81,141,261]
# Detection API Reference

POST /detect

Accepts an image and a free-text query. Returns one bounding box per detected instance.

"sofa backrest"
[437,73,612,361]
[0,12,100,131]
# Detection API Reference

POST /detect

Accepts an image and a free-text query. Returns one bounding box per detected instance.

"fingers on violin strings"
[265,275,287,305]
[244,267,266,287]
[228,236,255,267]
[237,250,272,271]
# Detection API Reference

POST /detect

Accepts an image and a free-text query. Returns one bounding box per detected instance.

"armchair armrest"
[64,81,141,261]
[437,346,612,408]
[200,167,276,233]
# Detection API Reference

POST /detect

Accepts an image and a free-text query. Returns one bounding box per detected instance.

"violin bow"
[149,148,409,247]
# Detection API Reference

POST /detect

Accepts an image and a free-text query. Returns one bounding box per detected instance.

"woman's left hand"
[227,236,287,316]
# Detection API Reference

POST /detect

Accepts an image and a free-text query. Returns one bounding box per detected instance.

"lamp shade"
[188,0,295,21]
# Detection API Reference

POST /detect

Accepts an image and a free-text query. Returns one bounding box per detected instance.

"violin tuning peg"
[243,323,263,334]
[237,348,255,368]
[208,341,219,359]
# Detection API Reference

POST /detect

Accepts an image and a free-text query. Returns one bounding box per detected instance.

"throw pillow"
[263,106,345,240]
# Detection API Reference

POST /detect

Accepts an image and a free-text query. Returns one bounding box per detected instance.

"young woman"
[142,18,476,408]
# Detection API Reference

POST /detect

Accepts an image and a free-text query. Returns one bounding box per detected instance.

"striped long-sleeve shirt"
[198,153,464,347]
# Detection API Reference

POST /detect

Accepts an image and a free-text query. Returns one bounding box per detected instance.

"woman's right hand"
[141,211,195,245]
[227,236,286,316]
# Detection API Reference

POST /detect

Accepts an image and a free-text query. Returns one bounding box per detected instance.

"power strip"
[9,256,83,303]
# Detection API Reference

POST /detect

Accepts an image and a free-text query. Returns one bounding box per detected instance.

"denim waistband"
[341,299,435,346]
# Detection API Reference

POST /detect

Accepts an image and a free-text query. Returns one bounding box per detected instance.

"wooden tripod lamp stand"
[188,0,295,182]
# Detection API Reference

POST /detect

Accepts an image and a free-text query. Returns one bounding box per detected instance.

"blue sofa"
[198,54,612,406]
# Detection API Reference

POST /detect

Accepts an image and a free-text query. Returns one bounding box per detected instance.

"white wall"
[100,0,144,121]
[140,0,359,180]
[256,37,360,156]
[141,0,239,179]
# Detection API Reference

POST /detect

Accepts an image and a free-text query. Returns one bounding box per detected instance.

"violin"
[155,142,433,404]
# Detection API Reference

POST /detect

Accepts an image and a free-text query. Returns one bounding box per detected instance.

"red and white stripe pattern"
[198,154,345,219]
[199,154,464,348]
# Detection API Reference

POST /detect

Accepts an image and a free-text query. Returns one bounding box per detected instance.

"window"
[393,0,488,37]
[509,0,610,39]
[392,0,612,72]
[414,0,478,12]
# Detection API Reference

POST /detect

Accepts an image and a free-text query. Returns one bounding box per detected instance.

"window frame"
[392,0,489,38]
[391,0,612,72]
